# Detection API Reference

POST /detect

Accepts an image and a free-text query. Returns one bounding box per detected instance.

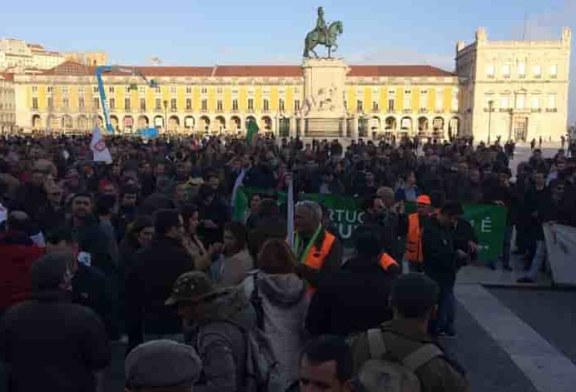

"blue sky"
[2,0,575,121]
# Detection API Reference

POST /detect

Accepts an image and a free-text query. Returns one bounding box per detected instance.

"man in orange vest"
[294,201,342,289]
[405,194,433,272]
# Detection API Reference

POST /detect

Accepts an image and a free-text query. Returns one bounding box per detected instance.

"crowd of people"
[0,131,574,392]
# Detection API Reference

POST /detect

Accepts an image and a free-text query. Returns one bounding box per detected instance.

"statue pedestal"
[301,58,349,138]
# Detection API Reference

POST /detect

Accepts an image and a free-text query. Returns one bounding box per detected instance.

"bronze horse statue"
[303,21,344,58]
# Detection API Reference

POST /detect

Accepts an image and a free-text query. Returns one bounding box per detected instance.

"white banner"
[90,127,113,164]
[543,223,576,286]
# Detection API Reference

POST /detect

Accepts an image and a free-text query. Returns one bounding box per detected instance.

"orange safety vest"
[379,252,399,271]
[304,231,336,270]
[406,213,424,263]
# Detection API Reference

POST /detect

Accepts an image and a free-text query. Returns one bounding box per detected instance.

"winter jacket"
[125,236,195,351]
[241,272,309,389]
[216,249,254,288]
[186,287,258,392]
[0,231,44,311]
[306,257,394,337]
[350,319,470,392]
[422,217,458,286]
[69,217,116,277]
[12,183,48,224]
[0,292,110,392]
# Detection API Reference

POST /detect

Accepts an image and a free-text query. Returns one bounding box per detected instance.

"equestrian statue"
[303,7,344,58]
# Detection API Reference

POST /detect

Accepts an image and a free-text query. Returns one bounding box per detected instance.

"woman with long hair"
[240,239,308,390]
[211,221,253,287]
[119,216,154,277]
[180,204,213,271]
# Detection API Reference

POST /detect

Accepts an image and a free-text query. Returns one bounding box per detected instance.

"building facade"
[13,61,459,138]
[0,73,16,133]
[457,27,571,142]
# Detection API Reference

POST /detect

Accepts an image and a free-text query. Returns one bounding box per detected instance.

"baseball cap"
[416,195,431,205]
[165,271,215,306]
[125,339,201,389]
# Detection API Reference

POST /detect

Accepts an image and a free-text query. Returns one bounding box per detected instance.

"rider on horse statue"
[315,7,329,43]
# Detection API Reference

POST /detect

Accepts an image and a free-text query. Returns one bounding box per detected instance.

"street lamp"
[487,100,494,145]
[163,99,168,134]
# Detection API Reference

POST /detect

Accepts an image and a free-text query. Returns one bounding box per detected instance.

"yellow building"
[14,61,459,138]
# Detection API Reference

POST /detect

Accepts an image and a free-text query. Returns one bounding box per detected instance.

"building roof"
[40,61,454,78]
[0,73,14,82]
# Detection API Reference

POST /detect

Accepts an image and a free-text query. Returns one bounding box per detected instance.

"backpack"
[358,328,443,392]
[243,326,283,392]
[250,272,265,330]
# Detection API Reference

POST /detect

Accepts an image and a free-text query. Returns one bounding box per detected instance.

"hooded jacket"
[186,287,257,392]
[241,272,309,389]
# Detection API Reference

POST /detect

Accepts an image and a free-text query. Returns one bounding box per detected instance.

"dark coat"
[305,257,394,337]
[12,183,48,224]
[125,236,194,351]
[422,217,458,286]
[69,217,116,277]
[0,293,110,392]
[295,229,343,288]
[0,231,44,311]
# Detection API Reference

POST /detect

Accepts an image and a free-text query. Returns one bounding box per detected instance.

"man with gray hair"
[125,339,202,392]
[294,200,342,289]
[0,252,110,392]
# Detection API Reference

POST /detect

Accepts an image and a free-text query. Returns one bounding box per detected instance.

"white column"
[341,117,347,138]
[299,117,305,137]
[352,116,359,140]
[289,117,296,138]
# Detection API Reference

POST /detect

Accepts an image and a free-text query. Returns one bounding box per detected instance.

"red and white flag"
[90,127,112,164]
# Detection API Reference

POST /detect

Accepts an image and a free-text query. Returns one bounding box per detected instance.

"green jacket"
[350,320,470,392]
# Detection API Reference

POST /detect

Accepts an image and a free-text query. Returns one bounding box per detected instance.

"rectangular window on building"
[78,86,85,95]
[139,86,146,94]
[518,62,526,78]
[32,86,38,93]
[47,86,54,93]
[531,95,541,109]
[125,86,131,94]
[186,86,192,94]
[388,99,395,112]
[533,65,542,78]
[109,98,115,110]
[61,87,69,95]
[248,98,254,111]
[171,98,177,111]
[155,98,162,110]
[155,86,161,94]
[547,94,557,110]
[372,101,379,112]
[279,99,285,111]
[124,98,131,110]
[500,94,510,109]
[202,99,208,111]
[32,97,38,109]
[216,86,223,94]
[451,90,458,112]
[549,64,558,78]
[516,94,526,109]
[420,90,428,111]
[403,90,411,111]
[170,86,177,94]
[79,97,85,110]
[232,99,239,111]
[201,87,208,94]
[186,98,192,110]
[263,99,270,112]
[502,64,511,78]
[217,100,223,111]
[140,98,146,110]
[93,97,99,110]
[294,100,300,111]
[486,64,495,78]
[108,86,114,94]
[93,86,99,94]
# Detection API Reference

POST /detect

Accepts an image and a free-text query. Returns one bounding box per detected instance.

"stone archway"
[448,116,460,140]
[433,117,445,139]
[230,116,241,131]
[110,115,119,133]
[154,115,164,130]
[138,115,149,129]
[261,115,272,131]
[124,116,134,134]
[47,115,58,130]
[215,115,226,132]
[400,117,412,133]
[32,114,41,130]
[168,115,180,133]
[385,116,397,131]
[370,116,381,133]
[246,115,257,132]
[418,116,429,136]
[184,116,195,132]
[77,115,89,131]
[199,115,210,132]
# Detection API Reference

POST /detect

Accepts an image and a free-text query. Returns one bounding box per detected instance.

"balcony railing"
[419,108,428,114]
[171,107,178,112]
[546,108,558,112]
[531,108,542,113]
[403,109,411,114]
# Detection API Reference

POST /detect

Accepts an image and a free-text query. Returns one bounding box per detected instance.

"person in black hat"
[0,252,110,392]
[125,339,202,392]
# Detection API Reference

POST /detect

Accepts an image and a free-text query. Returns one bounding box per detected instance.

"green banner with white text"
[233,187,506,262]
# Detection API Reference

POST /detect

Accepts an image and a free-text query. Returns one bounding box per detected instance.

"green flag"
[246,120,259,146]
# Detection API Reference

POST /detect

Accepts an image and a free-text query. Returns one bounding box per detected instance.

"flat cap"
[125,339,202,389]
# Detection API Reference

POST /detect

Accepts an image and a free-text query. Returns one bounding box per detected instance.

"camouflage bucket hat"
[165,271,215,306]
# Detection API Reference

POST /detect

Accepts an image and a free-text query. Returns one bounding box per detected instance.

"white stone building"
[457,27,572,142]
[0,73,15,133]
